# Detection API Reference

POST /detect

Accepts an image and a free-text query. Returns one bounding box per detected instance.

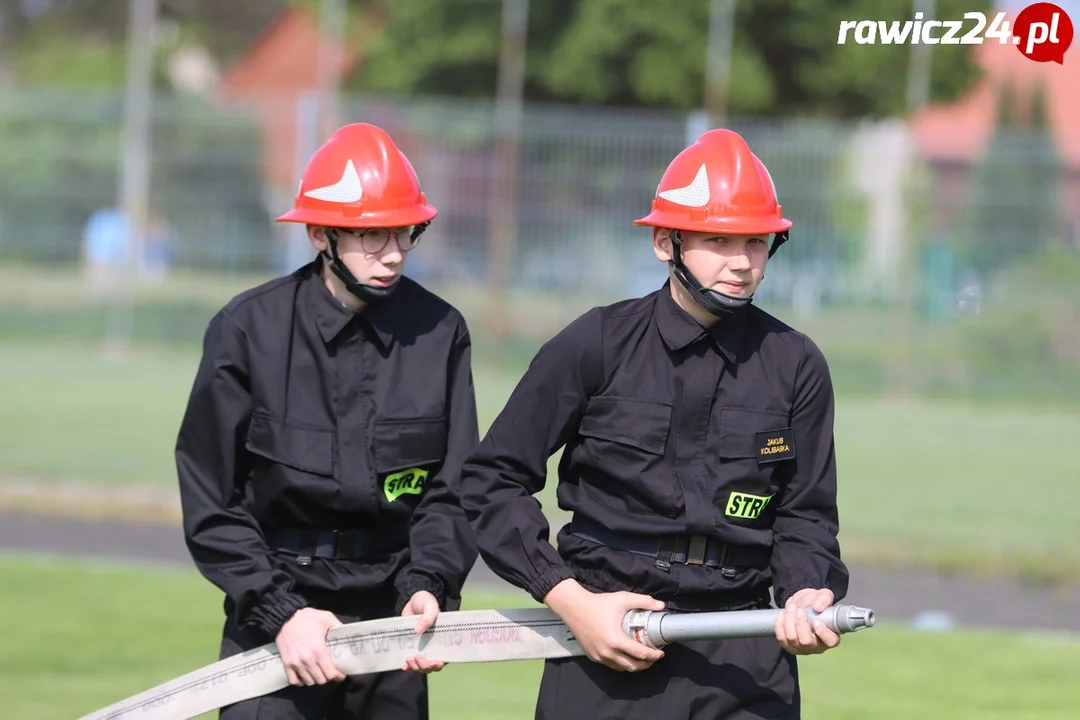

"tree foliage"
[3,0,991,118]
[962,81,1063,278]
[0,0,287,87]
[348,0,990,118]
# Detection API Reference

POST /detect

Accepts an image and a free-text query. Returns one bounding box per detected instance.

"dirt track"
[3,510,1079,634]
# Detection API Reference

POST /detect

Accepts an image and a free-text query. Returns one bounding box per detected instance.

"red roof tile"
[911,21,1080,167]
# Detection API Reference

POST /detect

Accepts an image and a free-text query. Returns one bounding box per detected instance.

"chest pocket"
[576,396,679,517]
[718,407,793,464]
[245,412,335,477]
[579,396,671,456]
[371,417,448,504]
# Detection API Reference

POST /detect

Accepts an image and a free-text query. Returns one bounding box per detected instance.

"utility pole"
[317,0,348,136]
[485,0,529,341]
[892,0,937,396]
[703,0,736,127]
[906,0,936,113]
[107,0,157,357]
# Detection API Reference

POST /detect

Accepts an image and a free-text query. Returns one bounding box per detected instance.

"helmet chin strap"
[668,230,751,320]
[321,225,428,304]
[667,229,789,320]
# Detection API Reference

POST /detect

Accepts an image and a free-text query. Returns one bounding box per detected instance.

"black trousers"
[216,614,428,720]
[534,636,799,720]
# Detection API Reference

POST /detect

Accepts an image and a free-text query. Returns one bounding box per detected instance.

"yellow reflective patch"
[383,467,429,502]
[725,491,774,519]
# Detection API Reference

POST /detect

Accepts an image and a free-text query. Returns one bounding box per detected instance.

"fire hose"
[78,603,875,720]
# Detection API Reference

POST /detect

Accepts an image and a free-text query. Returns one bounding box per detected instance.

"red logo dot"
[1013,2,1074,64]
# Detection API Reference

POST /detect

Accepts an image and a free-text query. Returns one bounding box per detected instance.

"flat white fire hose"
[78,603,875,720]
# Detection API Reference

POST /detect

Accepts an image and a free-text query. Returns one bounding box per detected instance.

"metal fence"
[1,88,1077,402]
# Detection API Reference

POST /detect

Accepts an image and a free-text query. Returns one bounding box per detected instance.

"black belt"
[265,526,410,565]
[568,515,771,578]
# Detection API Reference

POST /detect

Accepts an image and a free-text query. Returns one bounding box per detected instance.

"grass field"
[2,338,1079,581]
[2,554,1078,719]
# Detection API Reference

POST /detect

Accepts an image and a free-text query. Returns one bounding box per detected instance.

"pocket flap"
[579,396,671,456]
[245,413,334,475]
[372,417,448,473]
[719,407,792,460]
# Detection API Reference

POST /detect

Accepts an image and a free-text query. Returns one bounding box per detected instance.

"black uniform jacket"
[176,258,479,638]
[458,281,848,612]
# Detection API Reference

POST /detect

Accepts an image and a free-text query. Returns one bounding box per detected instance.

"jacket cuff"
[774,575,845,608]
[527,564,576,604]
[247,591,309,638]
[774,579,812,608]
[395,571,448,615]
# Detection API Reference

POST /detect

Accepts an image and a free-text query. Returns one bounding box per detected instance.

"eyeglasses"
[334,225,421,255]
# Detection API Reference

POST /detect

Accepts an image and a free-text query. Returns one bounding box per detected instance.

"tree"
[962,80,1063,278]
[1019,82,1063,252]
[0,0,288,88]
[347,0,990,118]
[340,0,503,98]
[4,0,991,119]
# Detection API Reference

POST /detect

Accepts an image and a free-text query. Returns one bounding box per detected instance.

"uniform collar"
[306,257,397,349]
[655,280,746,365]
[361,293,398,350]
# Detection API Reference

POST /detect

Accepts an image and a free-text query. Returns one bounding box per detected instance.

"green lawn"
[831,398,1080,578]
[2,554,1078,719]
[0,341,522,485]
[2,339,1079,579]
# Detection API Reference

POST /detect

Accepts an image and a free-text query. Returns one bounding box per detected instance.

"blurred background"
[1,1,1078,718]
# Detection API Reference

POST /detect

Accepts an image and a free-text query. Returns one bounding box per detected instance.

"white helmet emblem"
[658,163,710,207]
[304,159,364,203]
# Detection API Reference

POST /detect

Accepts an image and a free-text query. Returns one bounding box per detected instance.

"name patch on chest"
[755,429,795,463]
[384,467,429,502]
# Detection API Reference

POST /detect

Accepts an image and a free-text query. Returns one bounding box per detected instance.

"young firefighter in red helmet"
[175,123,479,719]
[457,129,849,718]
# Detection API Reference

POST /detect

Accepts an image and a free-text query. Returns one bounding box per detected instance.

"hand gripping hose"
[78,603,875,720]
